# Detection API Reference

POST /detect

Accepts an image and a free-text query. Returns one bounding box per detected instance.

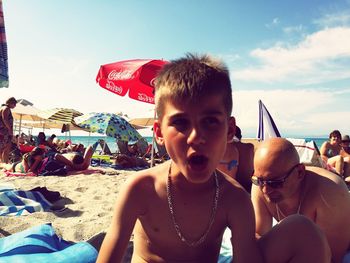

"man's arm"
[97,176,143,263]
[228,190,263,263]
[251,185,273,237]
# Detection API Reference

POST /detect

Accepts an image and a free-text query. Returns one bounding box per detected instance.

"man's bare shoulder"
[306,166,346,187]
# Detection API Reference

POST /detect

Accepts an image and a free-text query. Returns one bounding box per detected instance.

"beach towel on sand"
[0,224,97,263]
[0,187,52,216]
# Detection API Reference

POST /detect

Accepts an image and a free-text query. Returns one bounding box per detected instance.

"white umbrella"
[11,99,44,135]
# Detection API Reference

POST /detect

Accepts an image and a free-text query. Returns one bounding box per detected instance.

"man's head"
[235,126,242,141]
[253,138,304,203]
[154,53,232,120]
[5,97,17,108]
[329,130,341,145]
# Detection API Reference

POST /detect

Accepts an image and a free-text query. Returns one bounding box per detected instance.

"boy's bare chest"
[134,190,225,258]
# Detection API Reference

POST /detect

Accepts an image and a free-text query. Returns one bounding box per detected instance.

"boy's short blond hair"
[154,53,232,119]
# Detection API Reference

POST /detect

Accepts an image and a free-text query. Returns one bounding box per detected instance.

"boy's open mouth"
[188,155,208,170]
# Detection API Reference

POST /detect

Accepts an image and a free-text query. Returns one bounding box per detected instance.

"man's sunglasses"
[251,164,299,189]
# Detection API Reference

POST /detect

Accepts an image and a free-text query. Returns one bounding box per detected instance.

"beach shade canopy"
[96,59,168,104]
[257,99,281,141]
[0,1,8,88]
[24,120,84,131]
[38,108,83,124]
[129,117,155,129]
[12,99,45,135]
[75,112,142,142]
[12,100,43,122]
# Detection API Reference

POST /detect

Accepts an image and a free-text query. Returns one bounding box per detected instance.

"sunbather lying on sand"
[0,147,45,173]
[54,145,93,171]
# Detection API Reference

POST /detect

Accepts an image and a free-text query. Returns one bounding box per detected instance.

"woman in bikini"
[320,130,349,177]
[0,147,45,173]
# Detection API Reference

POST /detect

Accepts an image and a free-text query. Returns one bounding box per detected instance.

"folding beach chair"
[98,139,112,155]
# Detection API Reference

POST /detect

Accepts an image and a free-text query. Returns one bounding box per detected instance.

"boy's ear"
[154,120,164,145]
[227,117,236,143]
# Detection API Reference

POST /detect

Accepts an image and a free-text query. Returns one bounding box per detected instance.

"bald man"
[251,137,350,263]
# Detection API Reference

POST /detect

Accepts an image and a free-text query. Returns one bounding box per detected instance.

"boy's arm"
[97,176,143,263]
[228,190,263,263]
[251,185,272,237]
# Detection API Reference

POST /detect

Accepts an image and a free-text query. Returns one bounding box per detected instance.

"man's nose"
[260,183,271,194]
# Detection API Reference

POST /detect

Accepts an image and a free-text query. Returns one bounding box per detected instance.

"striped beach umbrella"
[38,108,83,124]
[0,0,8,88]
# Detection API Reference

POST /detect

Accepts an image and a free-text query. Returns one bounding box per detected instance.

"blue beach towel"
[0,224,98,263]
[0,188,52,216]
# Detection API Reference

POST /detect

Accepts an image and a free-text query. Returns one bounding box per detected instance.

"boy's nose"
[187,127,205,145]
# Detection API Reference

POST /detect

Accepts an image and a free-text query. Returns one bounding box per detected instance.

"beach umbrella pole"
[150,110,156,167]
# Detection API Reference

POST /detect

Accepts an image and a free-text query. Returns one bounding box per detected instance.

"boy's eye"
[203,117,220,127]
[171,118,189,131]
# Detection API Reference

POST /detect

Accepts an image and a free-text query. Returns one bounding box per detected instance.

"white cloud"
[265,17,280,29]
[314,11,350,27]
[283,24,305,34]
[233,27,350,84]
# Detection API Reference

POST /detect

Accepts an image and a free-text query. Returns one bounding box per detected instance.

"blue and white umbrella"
[75,112,142,142]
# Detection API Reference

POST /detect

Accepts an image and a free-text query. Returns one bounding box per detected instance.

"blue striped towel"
[0,188,52,216]
[0,224,98,263]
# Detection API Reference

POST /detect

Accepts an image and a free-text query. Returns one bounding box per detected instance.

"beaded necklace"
[166,162,220,247]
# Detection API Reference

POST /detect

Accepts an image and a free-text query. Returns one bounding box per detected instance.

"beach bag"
[38,156,68,176]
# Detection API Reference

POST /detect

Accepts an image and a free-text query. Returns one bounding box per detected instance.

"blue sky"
[1,0,350,137]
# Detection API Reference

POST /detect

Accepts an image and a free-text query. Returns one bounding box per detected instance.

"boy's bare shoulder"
[122,161,169,191]
[219,171,251,203]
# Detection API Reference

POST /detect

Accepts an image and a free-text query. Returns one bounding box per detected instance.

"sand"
[0,167,134,245]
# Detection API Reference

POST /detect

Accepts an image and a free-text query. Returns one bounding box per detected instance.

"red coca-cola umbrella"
[96,59,168,104]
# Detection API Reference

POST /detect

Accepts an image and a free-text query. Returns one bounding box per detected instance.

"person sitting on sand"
[0,147,45,173]
[36,132,49,147]
[217,117,239,180]
[96,54,330,263]
[234,125,255,192]
[340,135,350,181]
[251,137,350,263]
[320,130,348,177]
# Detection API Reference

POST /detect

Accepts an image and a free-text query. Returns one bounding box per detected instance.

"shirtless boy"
[252,137,350,263]
[97,54,330,263]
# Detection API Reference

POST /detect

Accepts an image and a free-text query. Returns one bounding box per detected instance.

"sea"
[56,135,327,153]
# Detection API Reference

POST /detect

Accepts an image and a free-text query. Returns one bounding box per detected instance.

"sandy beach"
[0,139,259,243]
[0,167,134,245]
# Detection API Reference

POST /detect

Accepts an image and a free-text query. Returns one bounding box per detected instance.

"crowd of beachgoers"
[1,53,350,262]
